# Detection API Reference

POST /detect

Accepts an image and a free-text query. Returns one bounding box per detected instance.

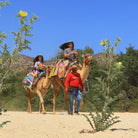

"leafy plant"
[0,0,9,11]
[83,38,122,132]
[0,108,10,128]
[0,9,39,92]
[117,45,138,87]
[0,1,39,128]
[83,104,120,132]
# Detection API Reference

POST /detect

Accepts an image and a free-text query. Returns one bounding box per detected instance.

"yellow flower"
[100,40,106,46]
[19,10,28,17]
[118,62,122,66]
[116,62,122,68]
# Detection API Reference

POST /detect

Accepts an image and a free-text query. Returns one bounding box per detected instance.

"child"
[30,55,45,87]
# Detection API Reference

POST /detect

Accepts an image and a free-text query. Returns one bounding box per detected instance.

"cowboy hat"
[68,64,81,70]
[59,41,74,50]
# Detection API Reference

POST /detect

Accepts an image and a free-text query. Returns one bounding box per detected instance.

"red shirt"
[65,72,85,90]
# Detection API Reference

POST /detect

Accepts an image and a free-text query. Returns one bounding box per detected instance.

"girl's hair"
[33,55,44,65]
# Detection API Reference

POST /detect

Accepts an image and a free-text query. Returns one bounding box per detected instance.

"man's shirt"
[65,72,85,90]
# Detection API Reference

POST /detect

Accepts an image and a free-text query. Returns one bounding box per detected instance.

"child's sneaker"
[31,85,34,90]
[29,82,33,89]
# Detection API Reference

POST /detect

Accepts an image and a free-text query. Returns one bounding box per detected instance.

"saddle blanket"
[50,60,65,79]
[23,71,36,87]
[50,59,80,79]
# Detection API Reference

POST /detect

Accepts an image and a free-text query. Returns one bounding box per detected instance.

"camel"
[51,54,93,114]
[24,65,52,113]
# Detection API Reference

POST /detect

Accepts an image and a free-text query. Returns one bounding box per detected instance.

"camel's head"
[83,54,93,65]
[46,65,53,75]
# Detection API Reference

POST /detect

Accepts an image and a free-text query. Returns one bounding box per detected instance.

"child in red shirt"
[65,65,85,115]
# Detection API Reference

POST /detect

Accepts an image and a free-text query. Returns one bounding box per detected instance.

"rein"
[83,66,90,94]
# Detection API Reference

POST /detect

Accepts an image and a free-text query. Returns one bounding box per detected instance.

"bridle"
[84,54,93,65]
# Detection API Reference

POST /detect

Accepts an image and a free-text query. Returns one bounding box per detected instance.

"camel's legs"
[36,90,46,113]
[40,88,49,113]
[52,79,60,114]
[52,77,70,114]
[28,98,31,113]
[80,95,84,106]
[39,102,42,113]
[64,89,69,113]
[27,88,35,113]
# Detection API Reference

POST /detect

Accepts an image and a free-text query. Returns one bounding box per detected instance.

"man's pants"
[69,90,81,114]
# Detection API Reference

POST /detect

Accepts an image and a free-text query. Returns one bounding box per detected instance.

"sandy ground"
[0,111,138,138]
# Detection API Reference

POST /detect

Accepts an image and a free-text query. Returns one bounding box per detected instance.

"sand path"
[0,111,138,138]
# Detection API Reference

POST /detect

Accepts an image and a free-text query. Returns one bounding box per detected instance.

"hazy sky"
[0,0,138,60]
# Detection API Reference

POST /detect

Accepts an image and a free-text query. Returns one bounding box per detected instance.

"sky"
[0,0,138,60]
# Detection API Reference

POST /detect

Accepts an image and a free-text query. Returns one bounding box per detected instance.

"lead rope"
[83,66,90,94]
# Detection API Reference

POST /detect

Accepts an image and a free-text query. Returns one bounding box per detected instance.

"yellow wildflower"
[19,10,28,17]
[100,40,106,46]
[116,62,122,68]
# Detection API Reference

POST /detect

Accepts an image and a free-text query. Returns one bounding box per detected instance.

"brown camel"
[24,65,52,113]
[51,54,93,114]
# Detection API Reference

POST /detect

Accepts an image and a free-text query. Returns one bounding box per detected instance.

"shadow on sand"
[110,128,136,131]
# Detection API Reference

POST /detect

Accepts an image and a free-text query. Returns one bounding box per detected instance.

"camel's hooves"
[52,112,56,115]
[39,111,46,114]
[42,112,46,114]
[39,110,46,114]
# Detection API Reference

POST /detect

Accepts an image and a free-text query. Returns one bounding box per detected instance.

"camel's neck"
[43,73,51,88]
[77,63,91,83]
